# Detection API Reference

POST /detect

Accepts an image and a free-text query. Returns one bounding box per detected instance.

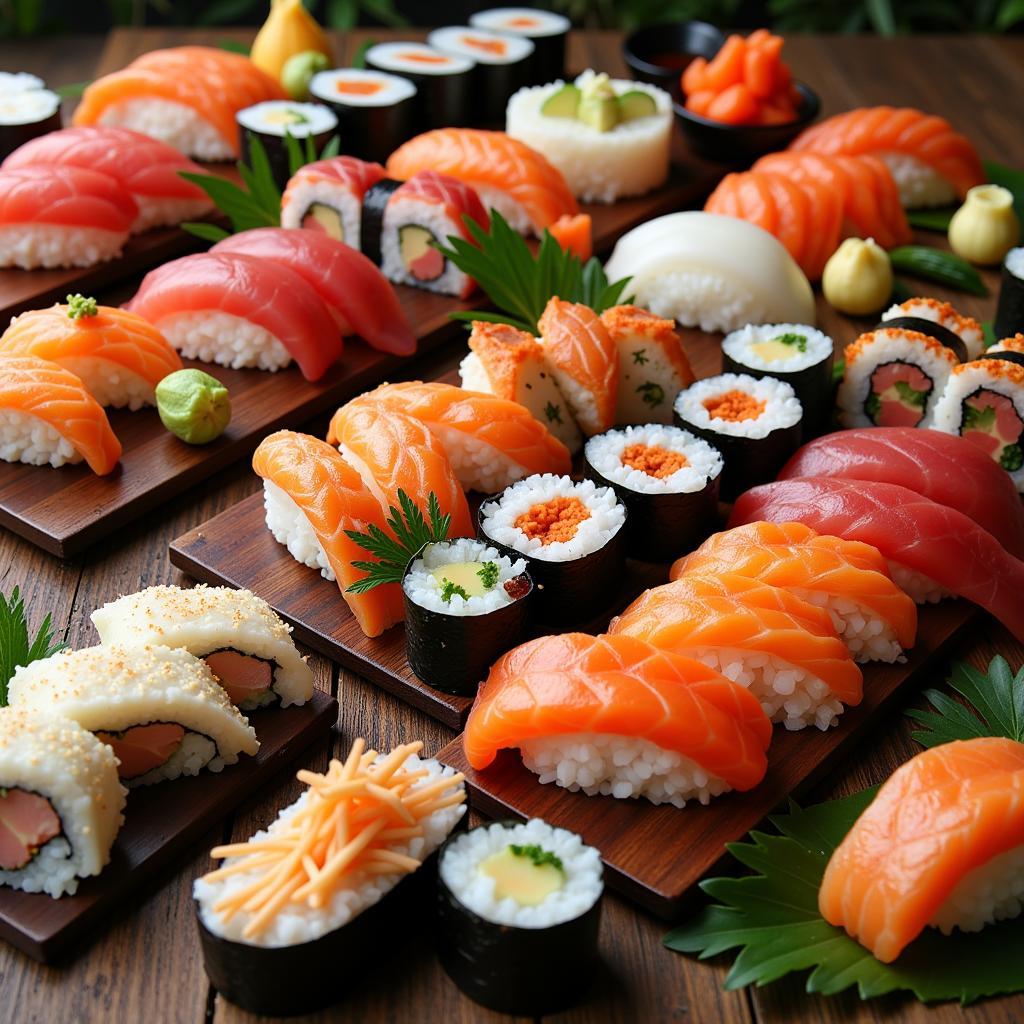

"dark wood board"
[0,689,338,964]
[437,601,976,920]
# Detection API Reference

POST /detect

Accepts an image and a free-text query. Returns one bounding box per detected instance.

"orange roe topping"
[461,35,507,55]
[620,443,688,478]
[400,51,450,64]
[336,80,383,96]
[702,389,766,422]
[514,496,590,544]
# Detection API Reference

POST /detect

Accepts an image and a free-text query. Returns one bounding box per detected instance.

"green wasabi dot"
[155,369,231,445]
[66,294,97,320]
[282,51,330,101]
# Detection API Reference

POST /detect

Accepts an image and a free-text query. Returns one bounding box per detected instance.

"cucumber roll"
[235,101,338,189]
[469,8,571,85]
[437,818,602,1016]
[402,539,533,696]
[995,248,1024,341]
[0,74,61,162]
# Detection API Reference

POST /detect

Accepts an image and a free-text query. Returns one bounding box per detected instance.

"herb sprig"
[477,561,499,590]
[0,586,65,705]
[510,843,564,872]
[66,294,97,320]
[440,579,470,603]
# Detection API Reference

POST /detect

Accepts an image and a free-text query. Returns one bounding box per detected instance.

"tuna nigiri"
[0,354,121,473]
[252,431,404,638]
[125,252,342,381]
[819,737,1024,962]
[729,477,1024,639]
[464,632,772,806]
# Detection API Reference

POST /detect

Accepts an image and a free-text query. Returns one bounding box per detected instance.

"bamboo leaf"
[182,221,231,242]
[0,586,65,705]
[907,207,955,232]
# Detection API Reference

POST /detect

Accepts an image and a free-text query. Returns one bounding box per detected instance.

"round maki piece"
[437,818,603,1016]
[478,474,627,626]
[584,424,722,563]
[469,7,571,85]
[996,248,1024,341]
[402,538,533,696]
[674,373,803,501]
[721,323,833,435]
[236,101,338,190]
[0,75,61,162]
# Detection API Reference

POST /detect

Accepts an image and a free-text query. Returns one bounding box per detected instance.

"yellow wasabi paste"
[479,844,565,905]
[431,561,499,601]
[750,332,807,363]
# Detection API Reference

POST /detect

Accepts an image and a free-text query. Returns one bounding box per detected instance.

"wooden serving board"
[0,689,338,964]
[438,601,976,919]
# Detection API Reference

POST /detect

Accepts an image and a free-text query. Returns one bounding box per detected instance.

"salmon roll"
[881,297,984,360]
[0,709,126,898]
[9,645,259,787]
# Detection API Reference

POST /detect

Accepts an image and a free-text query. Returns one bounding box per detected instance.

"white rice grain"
[157,310,291,372]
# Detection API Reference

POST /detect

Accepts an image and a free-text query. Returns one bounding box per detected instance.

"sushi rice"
[262,479,336,580]
[584,424,722,494]
[157,311,292,372]
[0,408,81,467]
[0,225,126,270]
[674,373,802,439]
[929,845,1024,936]
[98,97,231,161]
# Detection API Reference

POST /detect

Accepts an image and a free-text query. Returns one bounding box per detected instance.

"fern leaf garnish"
[0,586,65,705]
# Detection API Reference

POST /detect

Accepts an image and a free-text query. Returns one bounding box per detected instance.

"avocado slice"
[302,203,344,241]
[540,83,581,119]
[578,93,620,132]
[618,89,658,122]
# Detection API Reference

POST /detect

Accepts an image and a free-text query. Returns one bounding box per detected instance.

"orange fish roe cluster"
[514,496,591,544]
[620,443,689,478]
[702,389,767,422]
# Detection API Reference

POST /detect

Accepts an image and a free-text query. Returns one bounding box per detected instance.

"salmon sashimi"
[253,431,405,637]
[386,128,578,237]
[819,737,1024,962]
[464,632,772,804]
[610,572,862,730]
[671,523,917,663]
[791,105,985,206]
[779,427,1024,559]
[95,723,186,781]
[538,297,619,436]
[0,301,182,409]
[0,788,61,870]
[547,212,593,261]
[753,151,911,250]
[332,381,571,493]
[729,476,1024,639]
[212,227,416,356]
[0,355,121,473]
[126,252,342,381]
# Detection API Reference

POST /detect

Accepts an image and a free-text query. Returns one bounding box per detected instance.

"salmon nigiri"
[464,632,772,806]
[252,431,404,637]
[0,354,121,473]
[819,737,1024,962]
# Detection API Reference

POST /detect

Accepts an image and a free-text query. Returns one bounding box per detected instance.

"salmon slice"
[0,789,61,870]
[819,737,1024,962]
[96,723,185,780]
[204,651,273,706]
[0,165,137,232]
[252,430,405,638]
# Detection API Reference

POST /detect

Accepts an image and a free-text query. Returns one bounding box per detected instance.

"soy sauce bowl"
[673,81,820,164]
[622,20,724,88]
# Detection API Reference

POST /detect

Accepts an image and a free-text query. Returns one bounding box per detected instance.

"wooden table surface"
[1,26,1024,1024]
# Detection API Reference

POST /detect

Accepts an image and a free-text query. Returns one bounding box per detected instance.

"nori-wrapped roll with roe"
[996,248,1024,341]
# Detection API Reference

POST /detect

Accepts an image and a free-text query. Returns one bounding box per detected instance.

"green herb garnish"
[509,843,564,872]
[345,490,451,594]
[637,382,665,408]
[1000,444,1024,471]
[962,403,996,432]
[894,380,929,408]
[632,349,649,365]
[544,401,563,425]
[440,578,471,603]
[477,561,500,590]
[772,331,808,353]
[0,586,65,706]
[66,294,97,320]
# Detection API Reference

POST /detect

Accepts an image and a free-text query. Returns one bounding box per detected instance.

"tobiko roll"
[235,100,337,189]
[881,297,983,359]
[469,8,570,84]
[995,247,1024,340]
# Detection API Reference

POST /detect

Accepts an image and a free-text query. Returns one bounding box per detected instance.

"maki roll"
[673,373,803,501]
[0,709,125,898]
[437,819,602,1015]
[584,424,722,563]
[194,737,466,1016]
[881,296,983,360]
[995,247,1024,340]
[469,8,571,84]
[721,323,834,434]
[235,101,338,189]
[0,75,61,162]
[478,474,626,625]
[402,538,533,695]
[364,43,475,130]
[90,584,314,710]
[308,69,416,164]
[427,26,535,126]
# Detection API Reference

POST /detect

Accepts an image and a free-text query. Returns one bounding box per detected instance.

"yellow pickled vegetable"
[250,0,333,86]
[948,184,1020,267]
[822,237,893,316]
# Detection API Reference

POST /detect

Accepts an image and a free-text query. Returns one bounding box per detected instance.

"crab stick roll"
[469,8,570,84]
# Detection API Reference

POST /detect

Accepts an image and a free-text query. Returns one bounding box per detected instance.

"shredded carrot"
[514,496,591,544]
[620,443,688,478]
[702,389,767,422]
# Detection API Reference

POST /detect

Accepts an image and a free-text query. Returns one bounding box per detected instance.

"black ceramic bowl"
[673,81,820,164]
[622,20,724,88]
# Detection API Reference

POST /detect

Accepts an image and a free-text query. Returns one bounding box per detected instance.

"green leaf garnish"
[772,331,808,352]
[509,843,564,872]
[345,490,451,594]
[889,245,988,296]
[65,293,97,319]
[182,221,232,243]
[54,81,89,99]
[477,561,500,590]
[907,206,956,232]
[0,586,65,705]
[440,578,470,603]
[983,159,1024,227]
[632,348,649,365]
[544,401,563,425]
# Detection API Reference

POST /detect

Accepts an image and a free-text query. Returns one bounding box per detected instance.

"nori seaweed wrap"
[468,8,570,85]
[996,248,1024,341]
[236,101,338,190]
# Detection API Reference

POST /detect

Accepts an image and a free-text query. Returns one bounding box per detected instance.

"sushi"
[386,128,578,237]
[0,76,61,161]
[212,227,416,356]
[235,101,338,189]
[459,320,584,454]
[469,8,570,83]
[583,424,722,562]
[673,372,803,500]
[790,105,985,208]
[720,323,834,434]
[728,477,1024,638]
[538,297,619,436]
[463,631,773,801]
[125,252,342,381]
[602,212,815,333]
[0,299,182,409]
[333,381,571,493]
[0,354,121,473]
[478,474,626,625]
[819,736,1024,963]
[91,584,314,710]
[437,818,601,1015]
[403,537,533,695]
[600,305,694,426]
[9,644,259,787]
[0,165,137,269]
[253,431,405,639]
[73,45,286,160]
[671,522,917,664]
[194,737,466,1016]
[881,296,984,360]
[0,709,125,898]
[995,248,1024,340]
[3,125,213,232]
